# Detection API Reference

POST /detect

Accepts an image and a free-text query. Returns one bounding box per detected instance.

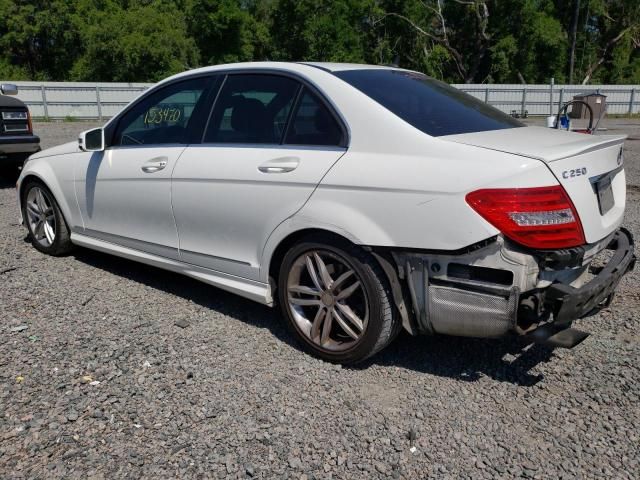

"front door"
[172,74,347,279]
[75,76,213,259]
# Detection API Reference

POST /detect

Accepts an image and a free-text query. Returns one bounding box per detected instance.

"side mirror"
[79,128,105,152]
[1,83,18,95]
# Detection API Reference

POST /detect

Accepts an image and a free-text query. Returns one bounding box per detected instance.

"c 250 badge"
[562,167,587,179]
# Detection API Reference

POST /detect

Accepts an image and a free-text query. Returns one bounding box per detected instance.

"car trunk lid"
[443,126,627,244]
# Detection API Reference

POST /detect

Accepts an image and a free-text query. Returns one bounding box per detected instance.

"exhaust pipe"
[527,325,590,349]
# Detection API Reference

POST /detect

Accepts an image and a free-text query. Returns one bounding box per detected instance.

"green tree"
[0,0,638,84]
[70,1,199,82]
[270,0,381,63]
[493,0,568,83]
[575,0,640,84]
[0,0,80,80]
[372,0,452,79]
[186,0,272,65]
[489,35,518,83]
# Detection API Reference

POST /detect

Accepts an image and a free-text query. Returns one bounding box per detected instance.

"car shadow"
[72,247,554,387]
[71,246,288,335]
[0,170,19,188]
[358,333,554,387]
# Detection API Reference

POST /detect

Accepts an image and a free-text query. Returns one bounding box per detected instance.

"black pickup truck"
[0,83,40,172]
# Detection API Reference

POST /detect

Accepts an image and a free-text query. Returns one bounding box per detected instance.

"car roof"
[162,61,410,85]
[299,62,404,72]
[107,61,403,129]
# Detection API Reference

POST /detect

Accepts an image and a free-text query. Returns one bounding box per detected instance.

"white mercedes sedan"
[17,62,635,363]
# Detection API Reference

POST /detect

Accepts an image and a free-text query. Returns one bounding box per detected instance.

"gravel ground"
[1,120,638,479]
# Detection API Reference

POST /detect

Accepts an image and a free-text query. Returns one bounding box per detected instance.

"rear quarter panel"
[290,138,561,251]
[264,72,562,256]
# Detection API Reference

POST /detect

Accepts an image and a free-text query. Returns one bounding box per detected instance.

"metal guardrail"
[456,85,639,117]
[5,81,640,120]
[10,83,150,120]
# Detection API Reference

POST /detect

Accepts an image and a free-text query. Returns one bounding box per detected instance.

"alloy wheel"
[25,186,56,247]
[286,250,369,351]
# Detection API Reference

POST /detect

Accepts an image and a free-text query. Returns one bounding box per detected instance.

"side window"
[285,88,343,147]
[114,77,209,146]
[204,74,299,144]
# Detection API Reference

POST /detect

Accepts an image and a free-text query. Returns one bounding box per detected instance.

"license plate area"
[3,124,29,133]
[595,175,614,215]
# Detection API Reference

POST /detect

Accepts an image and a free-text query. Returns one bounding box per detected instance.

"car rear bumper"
[389,228,635,344]
[0,135,40,156]
[544,227,635,325]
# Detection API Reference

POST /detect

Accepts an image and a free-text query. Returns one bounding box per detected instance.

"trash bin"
[570,92,607,120]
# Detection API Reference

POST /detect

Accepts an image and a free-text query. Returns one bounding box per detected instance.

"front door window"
[114,77,210,146]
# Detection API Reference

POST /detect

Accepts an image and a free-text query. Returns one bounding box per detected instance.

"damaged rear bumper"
[388,228,635,346]
[545,228,635,324]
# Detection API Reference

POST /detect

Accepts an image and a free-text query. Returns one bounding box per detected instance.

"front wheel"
[278,237,399,364]
[21,180,74,256]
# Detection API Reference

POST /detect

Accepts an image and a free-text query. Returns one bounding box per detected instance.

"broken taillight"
[466,186,586,249]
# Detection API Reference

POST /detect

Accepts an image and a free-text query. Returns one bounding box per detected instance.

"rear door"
[172,74,347,280]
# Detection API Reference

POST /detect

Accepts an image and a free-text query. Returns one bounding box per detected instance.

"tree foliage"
[0,0,638,84]
[70,1,198,82]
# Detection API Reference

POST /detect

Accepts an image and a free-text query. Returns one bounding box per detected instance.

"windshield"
[334,69,524,137]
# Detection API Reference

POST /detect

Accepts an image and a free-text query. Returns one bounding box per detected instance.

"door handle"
[141,156,168,173]
[258,165,297,173]
[258,156,300,174]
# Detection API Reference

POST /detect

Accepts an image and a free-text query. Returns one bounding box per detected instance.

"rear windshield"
[334,69,523,137]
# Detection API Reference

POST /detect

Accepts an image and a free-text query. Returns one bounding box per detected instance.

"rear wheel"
[278,236,398,364]
[21,180,73,256]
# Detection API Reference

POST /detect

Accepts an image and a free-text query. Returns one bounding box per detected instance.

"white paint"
[17,62,629,304]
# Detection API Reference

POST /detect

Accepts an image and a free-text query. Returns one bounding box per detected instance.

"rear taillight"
[27,110,33,134]
[466,186,585,249]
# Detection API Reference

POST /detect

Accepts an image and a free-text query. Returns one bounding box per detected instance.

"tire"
[21,180,74,256]
[278,235,399,364]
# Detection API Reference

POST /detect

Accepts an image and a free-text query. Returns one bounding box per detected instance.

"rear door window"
[335,69,523,137]
[284,88,344,147]
[204,74,300,144]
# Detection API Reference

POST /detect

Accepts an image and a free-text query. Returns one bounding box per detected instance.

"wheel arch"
[267,228,355,286]
[264,226,418,336]
[19,170,74,229]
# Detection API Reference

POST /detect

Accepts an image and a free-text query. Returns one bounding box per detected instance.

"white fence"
[3,80,640,120]
[5,81,151,120]
[454,83,640,117]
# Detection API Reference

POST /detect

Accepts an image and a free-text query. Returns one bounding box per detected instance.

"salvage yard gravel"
[1,121,639,478]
